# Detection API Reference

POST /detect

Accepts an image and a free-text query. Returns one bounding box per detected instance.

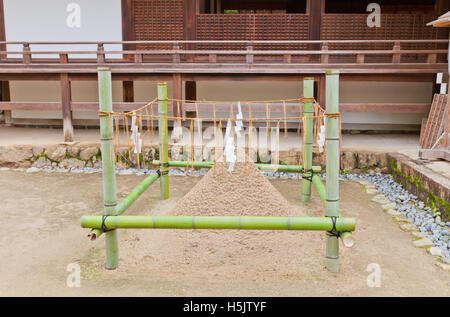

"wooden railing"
[0,40,447,67]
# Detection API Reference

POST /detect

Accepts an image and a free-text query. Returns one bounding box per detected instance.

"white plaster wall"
[3,0,122,58]
[10,80,122,119]
[134,81,173,102]
[9,80,433,126]
[197,81,432,125]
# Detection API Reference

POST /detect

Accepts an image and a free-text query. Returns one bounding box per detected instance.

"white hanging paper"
[130,113,142,154]
[234,102,243,137]
[224,119,236,172]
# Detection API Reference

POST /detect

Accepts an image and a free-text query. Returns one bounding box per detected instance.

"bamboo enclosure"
[83,67,354,273]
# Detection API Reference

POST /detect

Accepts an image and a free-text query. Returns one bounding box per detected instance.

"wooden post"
[184,0,198,62]
[392,41,401,64]
[173,42,181,63]
[60,73,74,142]
[97,43,105,64]
[0,0,6,62]
[173,73,182,117]
[22,43,31,64]
[59,53,69,64]
[246,43,254,64]
[1,81,11,125]
[302,78,314,203]
[307,0,324,60]
[98,67,119,269]
[325,70,340,273]
[158,82,169,200]
[321,42,329,64]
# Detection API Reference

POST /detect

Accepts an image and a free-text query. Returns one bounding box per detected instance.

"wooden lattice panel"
[321,14,440,44]
[321,14,442,63]
[420,94,448,149]
[196,14,309,50]
[133,0,184,49]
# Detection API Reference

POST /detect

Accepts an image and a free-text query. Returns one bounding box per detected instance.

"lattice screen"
[321,14,442,62]
[196,14,310,50]
[133,0,184,49]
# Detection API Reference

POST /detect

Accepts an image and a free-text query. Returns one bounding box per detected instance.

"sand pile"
[172,162,300,217]
[119,162,314,276]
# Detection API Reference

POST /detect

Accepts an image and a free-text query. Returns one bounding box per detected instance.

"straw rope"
[98,97,341,170]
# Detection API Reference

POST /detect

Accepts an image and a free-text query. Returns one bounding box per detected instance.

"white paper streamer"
[130,113,142,154]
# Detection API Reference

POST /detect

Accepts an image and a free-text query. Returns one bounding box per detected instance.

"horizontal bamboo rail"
[81,215,356,232]
[150,160,322,173]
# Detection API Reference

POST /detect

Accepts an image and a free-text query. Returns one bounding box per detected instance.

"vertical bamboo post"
[302,77,314,203]
[158,82,169,200]
[325,70,340,273]
[98,67,118,269]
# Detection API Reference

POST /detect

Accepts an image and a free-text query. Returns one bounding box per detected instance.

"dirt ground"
[0,170,449,297]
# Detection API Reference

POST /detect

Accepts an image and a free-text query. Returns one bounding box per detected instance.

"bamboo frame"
[84,69,354,273]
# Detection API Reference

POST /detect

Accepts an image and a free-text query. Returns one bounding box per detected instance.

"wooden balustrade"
[0,40,446,68]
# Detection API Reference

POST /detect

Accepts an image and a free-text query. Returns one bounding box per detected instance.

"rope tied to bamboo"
[302,168,314,182]
[326,216,340,238]
[101,215,114,232]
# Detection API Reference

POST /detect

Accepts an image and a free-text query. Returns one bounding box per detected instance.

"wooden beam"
[60,73,74,142]
[122,81,134,102]
[172,73,182,116]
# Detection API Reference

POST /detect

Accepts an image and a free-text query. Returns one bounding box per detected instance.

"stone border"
[387,153,450,222]
[345,173,450,272]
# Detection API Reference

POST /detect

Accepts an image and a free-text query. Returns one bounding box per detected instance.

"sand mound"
[119,162,313,275]
[172,162,300,217]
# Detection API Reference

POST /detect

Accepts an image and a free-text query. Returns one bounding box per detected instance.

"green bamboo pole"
[81,215,356,232]
[325,70,340,273]
[302,77,314,203]
[150,160,322,173]
[98,67,118,270]
[88,172,160,240]
[312,174,326,206]
[158,82,169,200]
[116,172,160,215]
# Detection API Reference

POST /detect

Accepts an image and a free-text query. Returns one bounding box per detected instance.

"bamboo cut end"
[341,233,356,248]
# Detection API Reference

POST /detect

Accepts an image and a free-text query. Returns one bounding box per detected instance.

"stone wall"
[0,144,388,173]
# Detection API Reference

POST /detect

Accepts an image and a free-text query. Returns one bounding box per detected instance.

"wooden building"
[0,0,449,141]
